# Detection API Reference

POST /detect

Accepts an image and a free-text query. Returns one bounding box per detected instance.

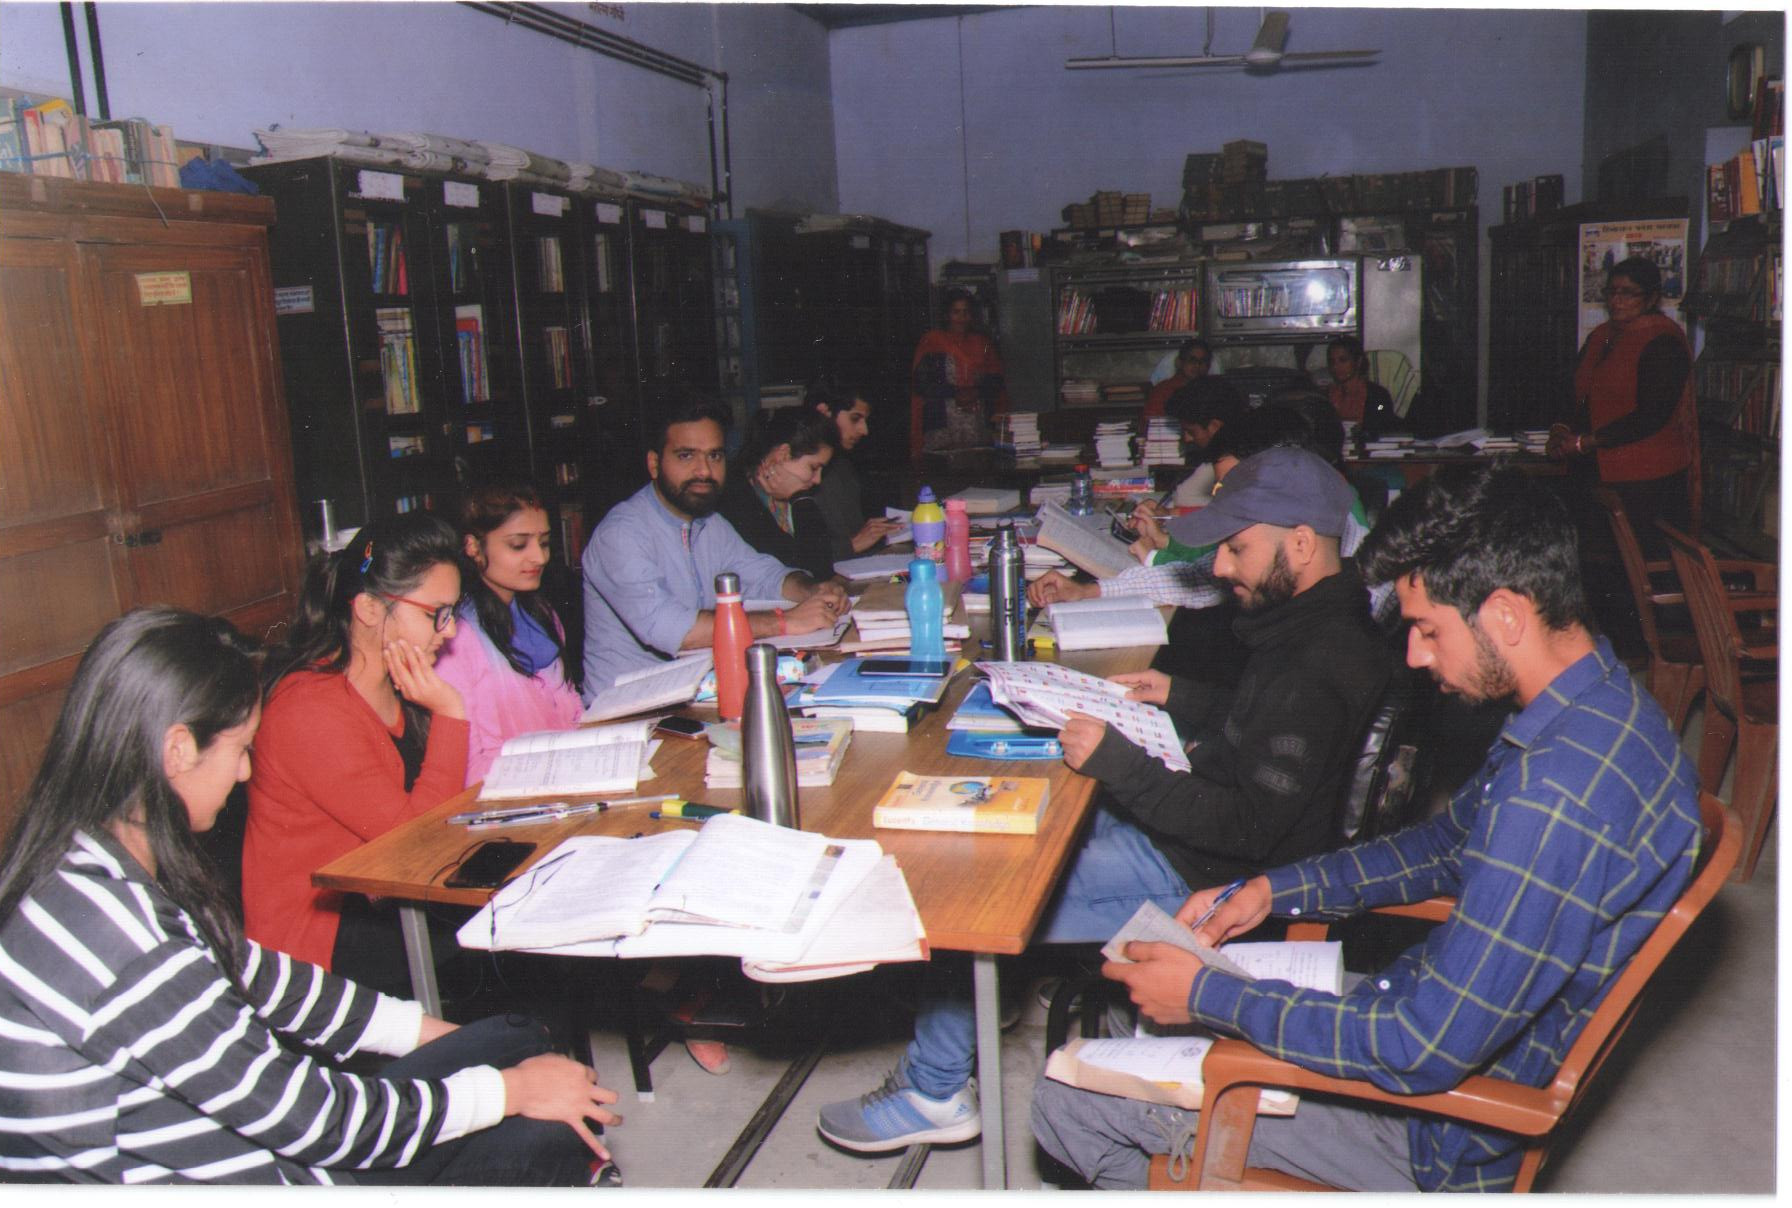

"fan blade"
[1065,53,1247,70]
[1250,11,1291,56]
[1278,50,1381,62]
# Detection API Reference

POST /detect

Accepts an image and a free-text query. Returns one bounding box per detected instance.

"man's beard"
[1230,547,1299,615]
[658,471,721,518]
[1445,622,1519,704]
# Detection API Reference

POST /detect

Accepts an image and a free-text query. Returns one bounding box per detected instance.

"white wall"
[0,1,840,211]
[829,6,1593,417]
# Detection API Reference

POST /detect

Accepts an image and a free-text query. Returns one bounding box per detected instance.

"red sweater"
[243,670,469,968]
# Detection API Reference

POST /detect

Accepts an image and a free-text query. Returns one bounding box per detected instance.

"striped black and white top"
[0,829,504,1183]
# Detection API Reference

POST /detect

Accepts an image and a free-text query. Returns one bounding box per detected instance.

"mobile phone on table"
[859,657,953,678]
[444,839,536,889]
[655,716,708,740]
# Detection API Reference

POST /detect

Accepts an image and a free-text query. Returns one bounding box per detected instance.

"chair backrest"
[1593,488,1668,661]
[1658,522,1742,720]
[1520,791,1739,1189]
[1366,349,1418,417]
[1335,662,1434,843]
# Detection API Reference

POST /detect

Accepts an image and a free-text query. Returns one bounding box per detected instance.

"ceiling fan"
[1065,9,1380,73]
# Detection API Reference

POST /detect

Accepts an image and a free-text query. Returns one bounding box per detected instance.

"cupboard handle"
[114,530,163,548]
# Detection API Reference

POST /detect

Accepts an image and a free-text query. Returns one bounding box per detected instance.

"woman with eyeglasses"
[244,512,470,995]
[0,608,620,1184]
[1549,255,1699,544]
[435,482,583,786]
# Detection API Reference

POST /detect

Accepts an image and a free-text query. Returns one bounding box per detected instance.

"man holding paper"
[581,395,848,698]
[1033,465,1699,1191]
[816,448,1388,1156]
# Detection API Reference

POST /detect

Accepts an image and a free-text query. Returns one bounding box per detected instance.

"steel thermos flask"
[988,521,1027,662]
[741,642,800,828]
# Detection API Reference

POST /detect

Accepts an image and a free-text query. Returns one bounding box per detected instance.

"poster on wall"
[1576,219,1689,348]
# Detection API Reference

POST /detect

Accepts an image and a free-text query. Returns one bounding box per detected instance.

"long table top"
[311,645,1153,956]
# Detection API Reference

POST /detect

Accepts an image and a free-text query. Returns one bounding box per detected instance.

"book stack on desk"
[1094,420,1135,468]
[1141,416,1183,466]
[704,717,851,788]
[847,578,970,648]
[790,656,953,733]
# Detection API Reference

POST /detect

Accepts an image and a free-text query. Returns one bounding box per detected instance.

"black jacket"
[715,473,834,582]
[1080,565,1391,890]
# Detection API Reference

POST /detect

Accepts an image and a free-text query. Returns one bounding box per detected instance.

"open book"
[477,720,659,801]
[1043,596,1169,651]
[978,661,1189,773]
[456,814,887,965]
[1034,500,1136,579]
[1101,901,1344,992]
[742,855,928,983]
[583,652,713,723]
[1044,1036,1298,1115]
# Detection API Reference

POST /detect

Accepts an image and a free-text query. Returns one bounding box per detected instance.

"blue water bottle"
[905,557,947,661]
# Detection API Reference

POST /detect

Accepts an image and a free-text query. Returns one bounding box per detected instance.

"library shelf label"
[274,285,316,316]
[357,170,404,201]
[444,181,481,209]
[642,209,668,229]
[135,271,192,307]
[533,191,568,216]
[595,202,623,224]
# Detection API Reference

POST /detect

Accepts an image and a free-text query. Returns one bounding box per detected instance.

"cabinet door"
[84,241,302,644]
[0,236,130,826]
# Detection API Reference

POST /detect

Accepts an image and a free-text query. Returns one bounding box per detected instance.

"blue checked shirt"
[1186,638,1700,1191]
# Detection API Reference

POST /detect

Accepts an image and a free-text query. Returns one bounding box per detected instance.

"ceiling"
[790,4,1020,31]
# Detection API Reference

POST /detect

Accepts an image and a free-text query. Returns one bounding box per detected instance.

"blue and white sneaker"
[816,1062,981,1153]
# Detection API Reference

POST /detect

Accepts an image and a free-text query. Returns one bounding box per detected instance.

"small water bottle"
[712,572,751,721]
[987,521,1027,662]
[906,557,947,661]
[1067,464,1096,516]
[943,497,973,583]
[912,486,946,561]
[741,642,800,828]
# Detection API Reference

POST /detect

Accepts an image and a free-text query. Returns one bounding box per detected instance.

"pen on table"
[448,793,677,826]
[465,802,600,831]
[1188,878,1248,934]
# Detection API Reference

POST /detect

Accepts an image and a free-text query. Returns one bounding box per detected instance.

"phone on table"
[654,716,707,740]
[859,657,953,678]
[444,839,536,889]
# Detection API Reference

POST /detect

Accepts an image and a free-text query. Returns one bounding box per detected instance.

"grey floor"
[581,704,1778,1193]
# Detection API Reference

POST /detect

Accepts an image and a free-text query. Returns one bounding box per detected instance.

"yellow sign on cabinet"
[136,271,192,306]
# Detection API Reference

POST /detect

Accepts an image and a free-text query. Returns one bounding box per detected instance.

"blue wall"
[0,1,841,212]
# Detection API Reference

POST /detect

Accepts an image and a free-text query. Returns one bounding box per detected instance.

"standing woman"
[244,512,470,996]
[1324,336,1395,438]
[910,287,1010,460]
[807,376,902,560]
[1550,255,1700,546]
[716,404,840,583]
[0,608,618,1184]
[437,483,583,786]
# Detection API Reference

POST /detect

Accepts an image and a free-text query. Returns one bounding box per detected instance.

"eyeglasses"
[1603,286,1646,299]
[381,594,457,632]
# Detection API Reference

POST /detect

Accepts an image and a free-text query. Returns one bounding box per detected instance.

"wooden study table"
[313,642,1155,1189]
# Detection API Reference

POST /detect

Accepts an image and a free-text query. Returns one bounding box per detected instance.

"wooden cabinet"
[1051,261,1205,410]
[0,174,304,831]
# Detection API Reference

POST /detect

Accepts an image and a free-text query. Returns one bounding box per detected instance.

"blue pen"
[1189,878,1248,933]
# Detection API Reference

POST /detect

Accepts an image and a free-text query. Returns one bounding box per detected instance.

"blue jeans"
[903,808,1193,1100]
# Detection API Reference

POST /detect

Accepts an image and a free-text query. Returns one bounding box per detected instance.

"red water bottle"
[943,497,973,583]
[713,571,751,721]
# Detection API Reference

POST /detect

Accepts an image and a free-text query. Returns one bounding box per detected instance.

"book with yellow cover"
[872,771,1050,835]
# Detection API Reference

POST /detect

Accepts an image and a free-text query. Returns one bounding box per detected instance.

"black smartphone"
[859,657,953,678]
[1110,516,1140,544]
[444,839,536,889]
[655,716,707,740]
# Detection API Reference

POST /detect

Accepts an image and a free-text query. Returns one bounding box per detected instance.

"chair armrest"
[1738,641,1777,661]
[1715,560,1777,593]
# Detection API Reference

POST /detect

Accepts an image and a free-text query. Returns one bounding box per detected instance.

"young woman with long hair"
[0,608,619,1184]
[715,404,841,582]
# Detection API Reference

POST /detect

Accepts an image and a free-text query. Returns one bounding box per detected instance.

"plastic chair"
[1147,791,1739,1192]
[1658,521,1778,882]
[1593,488,1704,734]
[1366,350,1418,418]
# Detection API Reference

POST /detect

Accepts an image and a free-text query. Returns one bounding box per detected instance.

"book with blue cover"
[946,682,1024,732]
[807,657,952,707]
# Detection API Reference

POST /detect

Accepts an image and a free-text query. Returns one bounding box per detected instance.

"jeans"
[902,808,1193,1100]
[350,1015,599,1186]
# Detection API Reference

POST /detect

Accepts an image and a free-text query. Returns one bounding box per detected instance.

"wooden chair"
[1147,792,1739,1192]
[1593,488,1704,734]
[1658,521,1778,882]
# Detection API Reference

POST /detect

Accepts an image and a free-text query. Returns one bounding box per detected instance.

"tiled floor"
[578,709,1777,1193]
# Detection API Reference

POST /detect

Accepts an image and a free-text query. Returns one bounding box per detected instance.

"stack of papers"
[1030,481,1073,506]
[992,412,1043,459]
[477,720,662,801]
[978,661,1190,772]
[1094,421,1135,468]
[1061,379,1101,407]
[1141,416,1183,466]
[457,814,926,982]
[704,717,851,788]
[1043,597,1170,651]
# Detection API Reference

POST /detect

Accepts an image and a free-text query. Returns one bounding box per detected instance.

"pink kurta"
[433,606,584,785]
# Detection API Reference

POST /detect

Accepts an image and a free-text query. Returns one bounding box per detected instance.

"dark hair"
[0,609,262,986]
[1327,335,1368,368]
[1206,402,1333,465]
[647,393,732,457]
[457,481,567,684]
[806,375,870,417]
[1177,338,1214,361]
[1608,255,1662,299]
[736,405,838,477]
[1165,376,1246,428]
[940,287,978,328]
[1356,463,1592,632]
[266,512,461,745]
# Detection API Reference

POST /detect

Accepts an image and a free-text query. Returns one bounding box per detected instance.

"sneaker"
[816,1064,981,1153]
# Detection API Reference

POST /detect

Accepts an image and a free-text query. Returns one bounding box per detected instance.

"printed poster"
[1577,219,1689,348]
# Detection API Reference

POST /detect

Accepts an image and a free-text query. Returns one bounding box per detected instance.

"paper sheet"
[978,661,1189,772]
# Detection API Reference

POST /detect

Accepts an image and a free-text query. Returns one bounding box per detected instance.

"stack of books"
[1094,421,1135,468]
[791,657,954,734]
[1093,466,1154,497]
[704,717,851,788]
[1362,436,1416,459]
[1039,443,1085,466]
[1061,379,1101,407]
[847,579,970,649]
[1141,416,1183,466]
[993,412,1043,459]
[1519,429,1552,455]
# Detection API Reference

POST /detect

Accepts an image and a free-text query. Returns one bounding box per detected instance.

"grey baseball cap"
[1166,446,1354,546]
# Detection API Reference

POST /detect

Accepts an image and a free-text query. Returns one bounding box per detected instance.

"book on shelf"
[375,307,421,414]
[582,652,713,723]
[704,717,852,788]
[367,222,409,295]
[545,325,572,389]
[872,771,1050,835]
[455,304,489,404]
[979,660,1189,773]
[538,235,564,292]
[794,702,924,734]
[476,719,660,802]
[455,814,896,967]
[742,854,928,983]
[1044,596,1170,651]
[1035,500,1136,579]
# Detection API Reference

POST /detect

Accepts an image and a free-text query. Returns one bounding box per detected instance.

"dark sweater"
[811,454,866,564]
[715,473,834,582]
[1080,566,1390,890]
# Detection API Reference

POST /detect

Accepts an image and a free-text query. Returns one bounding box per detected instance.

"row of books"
[1699,361,1782,440]
[376,308,422,414]
[1146,288,1200,332]
[0,97,179,187]
[445,223,478,294]
[455,304,490,404]
[1706,137,1784,223]
[1057,290,1100,335]
[537,235,565,293]
[544,326,573,389]
[992,411,1043,458]
[367,223,410,295]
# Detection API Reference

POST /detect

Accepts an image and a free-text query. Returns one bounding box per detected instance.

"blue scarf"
[508,598,559,676]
